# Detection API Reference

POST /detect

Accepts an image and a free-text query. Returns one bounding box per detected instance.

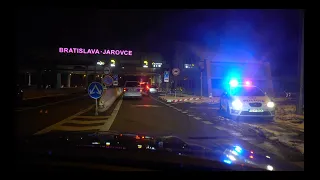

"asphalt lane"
[110,96,227,138]
[157,99,304,168]
[15,91,87,111]
[109,95,302,170]
[18,92,303,170]
[14,93,95,140]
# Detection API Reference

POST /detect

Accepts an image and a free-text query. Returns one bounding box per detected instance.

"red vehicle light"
[124,88,127,92]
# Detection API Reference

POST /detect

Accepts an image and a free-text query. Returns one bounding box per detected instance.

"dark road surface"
[14,92,94,139]
[14,93,304,170]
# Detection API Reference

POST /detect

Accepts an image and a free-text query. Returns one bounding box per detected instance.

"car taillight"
[124,88,127,92]
[139,89,142,92]
[146,85,149,89]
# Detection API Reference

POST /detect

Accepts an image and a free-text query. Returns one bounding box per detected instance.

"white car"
[149,85,158,94]
[123,81,142,99]
[220,82,275,121]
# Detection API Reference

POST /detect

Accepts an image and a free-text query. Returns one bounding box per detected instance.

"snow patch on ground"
[275,104,304,132]
[243,123,304,154]
[276,105,297,115]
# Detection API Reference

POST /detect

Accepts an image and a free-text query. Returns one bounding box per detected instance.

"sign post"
[172,68,180,97]
[102,75,114,87]
[113,74,119,86]
[104,67,111,75]
[172,68,180,76]
[199,60,205,97]
[95,99,98,116]
[88,82,104,116]
[200,71,203,97]
[164,71,169,95]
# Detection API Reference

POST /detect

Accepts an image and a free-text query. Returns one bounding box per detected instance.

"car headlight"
[232,99,243,110]
[267,102,275,108]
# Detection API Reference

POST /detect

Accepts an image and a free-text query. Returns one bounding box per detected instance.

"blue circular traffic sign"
[102,75,113,86]
[88,82,104,99]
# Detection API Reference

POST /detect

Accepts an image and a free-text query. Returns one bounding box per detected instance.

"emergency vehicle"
[220,79,275,121]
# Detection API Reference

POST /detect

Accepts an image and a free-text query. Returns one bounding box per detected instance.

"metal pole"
[95,99,98,116]
[200,71,203,97]
[297,11,304,115]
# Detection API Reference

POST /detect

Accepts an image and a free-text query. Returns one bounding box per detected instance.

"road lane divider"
[98,88,123,112]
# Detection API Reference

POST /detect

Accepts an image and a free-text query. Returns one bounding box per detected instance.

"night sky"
[15,8,302,77]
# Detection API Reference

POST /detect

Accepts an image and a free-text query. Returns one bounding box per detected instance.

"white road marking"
[65,120,107,124]
[193,117,202,120]
[187,114,194,117]
[182,111,188,113]
[74,116,110,119]
[99,99,123,131]
[230,131,243,137]
[202,121,213,125]
[34,104,95,135]
[16,94,88,112]
[240,137,256,141]
[215,126,228,131]
[172,107,181,111]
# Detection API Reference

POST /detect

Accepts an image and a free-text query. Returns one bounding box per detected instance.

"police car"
[220,80,275,121]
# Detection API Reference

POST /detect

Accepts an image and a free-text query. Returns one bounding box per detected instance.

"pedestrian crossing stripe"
[34,105,112,135]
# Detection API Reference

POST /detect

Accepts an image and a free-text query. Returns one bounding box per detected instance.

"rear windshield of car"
[125,82,140,87]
